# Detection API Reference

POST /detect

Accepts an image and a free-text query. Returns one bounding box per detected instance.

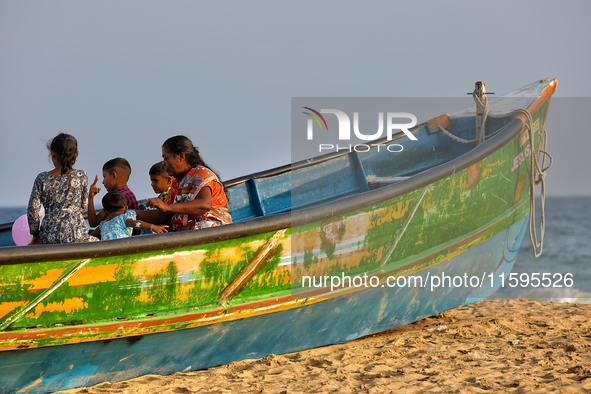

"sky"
[1,1,590,207]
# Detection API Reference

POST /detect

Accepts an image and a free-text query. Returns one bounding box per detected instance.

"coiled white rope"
[437,95,553,258]
[514,109,553,258]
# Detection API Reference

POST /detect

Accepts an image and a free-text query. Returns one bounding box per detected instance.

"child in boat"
[149,162,173,202]
[88,158,138,227]
[27,133,98,244]
[90,192,167,240]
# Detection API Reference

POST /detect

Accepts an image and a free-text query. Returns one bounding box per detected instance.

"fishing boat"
[0,79,556,393]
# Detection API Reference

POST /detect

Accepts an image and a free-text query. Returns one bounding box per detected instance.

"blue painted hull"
[1,215,527,394]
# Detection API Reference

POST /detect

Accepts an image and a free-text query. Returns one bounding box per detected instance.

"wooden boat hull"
[0,79,557,393]
[1,215,527,393]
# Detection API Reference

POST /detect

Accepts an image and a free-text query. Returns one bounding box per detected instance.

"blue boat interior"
[226,114,512,222]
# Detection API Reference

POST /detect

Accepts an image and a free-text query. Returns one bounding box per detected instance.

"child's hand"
[89,175,101,198]
[151,225,168,234]
[146,198,167,212]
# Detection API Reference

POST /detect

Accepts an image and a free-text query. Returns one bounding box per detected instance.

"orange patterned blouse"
[165,166,232,231]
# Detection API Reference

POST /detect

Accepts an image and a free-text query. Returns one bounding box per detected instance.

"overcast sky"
[1,1,590,208]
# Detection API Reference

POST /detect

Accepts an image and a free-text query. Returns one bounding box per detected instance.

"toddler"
[90,192,167,240]
[149,162,173,201]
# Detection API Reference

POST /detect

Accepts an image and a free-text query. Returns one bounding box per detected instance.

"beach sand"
[55,300,591,393]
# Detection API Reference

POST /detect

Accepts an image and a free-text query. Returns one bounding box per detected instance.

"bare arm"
[146,186,213,219]
[90,226,101,239]
[134,207,174,225]
[87,175,107,227]
[125,218,168,234]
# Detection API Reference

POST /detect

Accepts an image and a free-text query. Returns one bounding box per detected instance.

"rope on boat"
[474,88,489,144]
[0,259,91,331]
[436,89,553,258]
[518,110,553,258]
[482,106,552,257]
[436,124,506,144]
[436,90,504,144]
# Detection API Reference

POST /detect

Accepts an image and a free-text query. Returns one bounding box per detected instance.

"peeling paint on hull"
[1,216,527,394]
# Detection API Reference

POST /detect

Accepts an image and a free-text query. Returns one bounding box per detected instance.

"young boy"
[88,158,138,227]
[90,192,167,240]
[149,162,173,202]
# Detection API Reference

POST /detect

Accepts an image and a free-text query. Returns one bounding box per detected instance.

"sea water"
[489,196,591,303]
[1,196,590,303]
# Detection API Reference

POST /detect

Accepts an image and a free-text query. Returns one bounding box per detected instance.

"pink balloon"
[12,214,31,246]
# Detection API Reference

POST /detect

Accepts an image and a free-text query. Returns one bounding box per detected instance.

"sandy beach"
[53,299,591,393]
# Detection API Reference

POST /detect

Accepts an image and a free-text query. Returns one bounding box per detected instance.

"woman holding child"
[139,135,232,231]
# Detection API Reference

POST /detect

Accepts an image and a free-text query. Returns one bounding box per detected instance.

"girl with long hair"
[27,133,98,244]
